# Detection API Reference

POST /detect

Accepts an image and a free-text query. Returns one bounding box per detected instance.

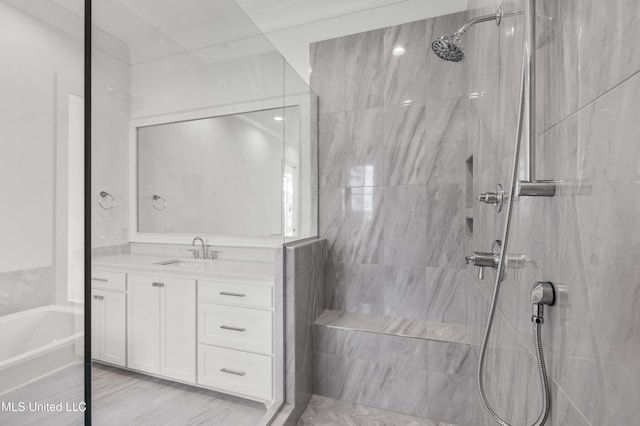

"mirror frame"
[128,95,312,247]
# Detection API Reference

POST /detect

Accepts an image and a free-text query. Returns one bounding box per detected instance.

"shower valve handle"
[465,240,502,280]
[477,184,505,212]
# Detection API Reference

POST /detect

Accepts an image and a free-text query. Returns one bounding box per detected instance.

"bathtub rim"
[0,305,83,370]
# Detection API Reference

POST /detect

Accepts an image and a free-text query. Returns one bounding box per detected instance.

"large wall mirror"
[133,104,307,240]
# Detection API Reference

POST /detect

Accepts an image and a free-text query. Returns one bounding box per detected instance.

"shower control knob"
[477,184,505,212]
[465,240,502,281]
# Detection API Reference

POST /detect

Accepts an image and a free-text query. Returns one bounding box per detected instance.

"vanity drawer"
[198,345,272,401]
[198,280,272,308]
[198,303,272,355]
[91,270,126,292]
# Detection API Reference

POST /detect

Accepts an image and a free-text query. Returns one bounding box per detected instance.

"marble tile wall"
[465,0,640,425]
[310,12,480,423]
[311,11,471,326]
[312,326,476,425]
[0,267,53,316]
[283,238,326,421]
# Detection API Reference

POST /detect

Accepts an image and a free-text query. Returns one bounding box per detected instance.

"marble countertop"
[92,254,275,283]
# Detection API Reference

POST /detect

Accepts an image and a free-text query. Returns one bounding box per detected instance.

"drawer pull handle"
[93,295,104,300]
[92,278,108,282]
[220,325,246,332]
[152,282,165,287]
[220,368,246,377]
[219,291,246,297]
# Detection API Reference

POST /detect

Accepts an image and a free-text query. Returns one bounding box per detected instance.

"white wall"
[0,1,83,273]
[91,30,131,248]
[236,0,469,83]
[130,49,284,119]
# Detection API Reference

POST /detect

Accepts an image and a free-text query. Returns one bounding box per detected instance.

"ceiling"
[5,0,468,83]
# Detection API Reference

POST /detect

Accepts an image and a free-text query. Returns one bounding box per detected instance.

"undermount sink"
[154,259,213,270]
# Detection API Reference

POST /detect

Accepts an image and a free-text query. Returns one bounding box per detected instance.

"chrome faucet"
[465,240,502,280]
[466,240,527,280]
[192,237,206,259]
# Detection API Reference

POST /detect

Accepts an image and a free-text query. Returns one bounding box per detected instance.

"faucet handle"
[465,254,485,280]
[187,249,199,259]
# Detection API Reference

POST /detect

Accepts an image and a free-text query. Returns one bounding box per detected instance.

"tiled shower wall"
[466,0,640,425]
[310,12,479,425]
[311,12,472,325]
[283,239,326,422]
[0,267,52,316]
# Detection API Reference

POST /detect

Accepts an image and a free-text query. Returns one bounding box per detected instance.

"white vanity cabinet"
[127,274,196,383]
[91,270,127,367]
[91,254,276,405]
[197,278,274,402]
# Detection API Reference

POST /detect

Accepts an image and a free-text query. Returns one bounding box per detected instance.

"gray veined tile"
[0,266,53,316]
[383,185,428,267]
[345,187,384,265]
[318,112,347,188]
[378,333,430,369]
[426,372,473,425]
[299,395,459,426]
[343,29,384,111]
[383,20,428,106]
[425,184,465,268]
[310,37,347,114]
[334,263,386,315]
[345,108,384,188]
[383,103,427,185]
[574,71,640,367]
[425,268,468,324]
[319,188,346,263]
[427,341,477,377]
[383,265,428,321]
[424,97,467,185]
[534,0,579,133]
[576,0,640,108]
[314,309,474,345]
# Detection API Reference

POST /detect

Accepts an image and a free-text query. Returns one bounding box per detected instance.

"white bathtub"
[0,305,83,395]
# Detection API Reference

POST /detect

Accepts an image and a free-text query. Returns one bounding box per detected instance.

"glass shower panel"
[91,0,293,424]
[0,0,85,424]
[283,61,319,241]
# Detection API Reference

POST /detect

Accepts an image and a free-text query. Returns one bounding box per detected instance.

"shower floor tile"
[299,395,459,426]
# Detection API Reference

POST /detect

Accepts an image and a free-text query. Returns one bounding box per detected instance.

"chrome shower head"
[431,6,511,63]
[431,35,465,62]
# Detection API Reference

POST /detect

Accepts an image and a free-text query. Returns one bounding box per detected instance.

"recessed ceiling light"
[392,46,406,56]
[402,99,413,106]
[274,116,284,121]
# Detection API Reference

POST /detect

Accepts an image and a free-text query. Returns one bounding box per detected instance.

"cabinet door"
[101,291,126,367]
[91,290,102,360]
[127,274,161,374]
[161,277,196,383]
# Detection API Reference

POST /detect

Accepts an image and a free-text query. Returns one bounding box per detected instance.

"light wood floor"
[0,363,267,426]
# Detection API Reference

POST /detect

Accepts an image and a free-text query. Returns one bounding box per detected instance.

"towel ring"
[98,191,116,210]
[152,195,167,211]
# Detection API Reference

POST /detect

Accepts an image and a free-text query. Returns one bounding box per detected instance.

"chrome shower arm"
[454,6,522,37]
